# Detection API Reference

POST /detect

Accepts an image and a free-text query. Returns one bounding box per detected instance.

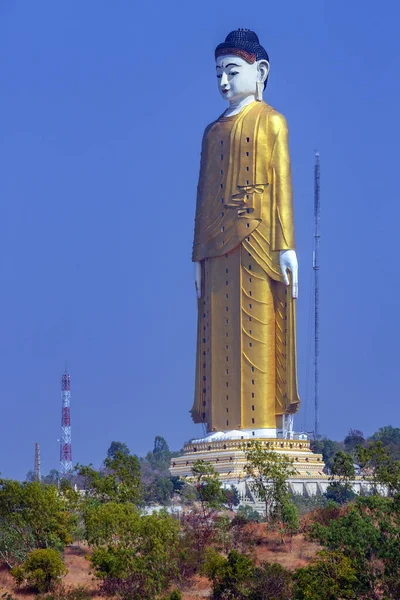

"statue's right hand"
[194,261,202,299]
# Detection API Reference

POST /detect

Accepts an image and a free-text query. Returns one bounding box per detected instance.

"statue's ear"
[257,60,270,84]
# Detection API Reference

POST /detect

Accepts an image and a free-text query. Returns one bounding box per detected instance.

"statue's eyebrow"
[216,63,241,70]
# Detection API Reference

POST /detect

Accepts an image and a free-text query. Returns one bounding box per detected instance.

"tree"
[107,441,130,459]
[356,441,400,496]
[225,485,240,510]
[179,461,227,573]
[78,452,142,505]
[87,506,180,600]
[344,429,365,454]
[306,495,400,598]
[370,426,400,459]
[278,499,300,551]
[313,437,343,472]
[243,441,296,521]
[250,562,293,600]
[42,469,60,486]
[203,549,254,600]
[325,450,356,504]
[191,460,227,516]
[11,548,67,592]
[0,479,77,568]
[293,551,358,600]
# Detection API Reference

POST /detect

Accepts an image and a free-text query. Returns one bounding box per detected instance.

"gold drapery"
[191,101,300,432]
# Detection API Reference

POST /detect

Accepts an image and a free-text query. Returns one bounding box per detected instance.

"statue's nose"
[221,73,229,87]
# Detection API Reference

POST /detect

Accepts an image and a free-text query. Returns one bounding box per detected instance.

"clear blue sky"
[1,1,399,479]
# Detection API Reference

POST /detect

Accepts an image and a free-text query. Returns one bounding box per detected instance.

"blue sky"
[1,1,399,479]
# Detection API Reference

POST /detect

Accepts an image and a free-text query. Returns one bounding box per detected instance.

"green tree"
[42,469,60,486]
[243,441,296,521]
[11,548,67,592]
[191,460,227,516]
[293,550,358,600]
[313,437,343,472]
[325,450,356,504]
[279,499,300,551]
[356,441,400,495]
[0,479,77,568]
[370,425,400,459]
[250,562,292,600]
[78,452,142,505]
[87,506,180,600]
[225,485,240,510]
[203,549,255,600]
[344,429,365,454]
[107,441,130,459]
[307,495,400,598]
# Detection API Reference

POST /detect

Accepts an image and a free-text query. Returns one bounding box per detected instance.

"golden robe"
[191,101,300,432]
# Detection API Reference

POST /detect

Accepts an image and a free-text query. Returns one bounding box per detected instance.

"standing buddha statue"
[191,29,300,439]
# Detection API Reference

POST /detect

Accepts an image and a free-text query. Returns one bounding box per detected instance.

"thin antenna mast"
[34,442,41,482]
[313,152,320,438]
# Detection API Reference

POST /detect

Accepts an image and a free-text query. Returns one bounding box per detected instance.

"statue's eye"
[229,71,239,76]
[217,74,222,79]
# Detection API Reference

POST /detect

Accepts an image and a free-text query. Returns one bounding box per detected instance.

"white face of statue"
[215,55,268,103]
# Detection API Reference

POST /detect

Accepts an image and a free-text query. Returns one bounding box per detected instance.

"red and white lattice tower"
[60,370,72,475]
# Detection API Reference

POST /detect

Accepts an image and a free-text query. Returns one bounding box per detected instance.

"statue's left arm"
[270,113,298,299]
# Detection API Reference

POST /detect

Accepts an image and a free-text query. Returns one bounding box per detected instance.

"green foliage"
[191,460,227,514]
[234,504,262,522]
[0,479,77,568]
[280,499,299,539]
[293,550,358,600]
[290,493,327,515]
[107,441,130,459]
[356,440,400,495]
[243,441,296,520]
[325,482,356,504]
[42,585,92,600]
[42,470,60,486]
[313,437,343,472]
[330,450,355,481]
[204,550,292,600]
[370,425,400,459]
[306,495,400,597]
[344,429,365,453]
[141,437,175,505]
[325,450,356,504]
[88,507,180,600]
[78,452,142,505]
[163,592,182,600]
[249,562,293,600]
[225,484,240,509]
[11,548,67,592]
[203,549,255,600]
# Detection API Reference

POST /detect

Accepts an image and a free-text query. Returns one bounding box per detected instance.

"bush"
[291,493,328,515]
[11,548,67,592]
[250,562,293,600]
[203,549,255,599]
[325,482,356,505]
[41,585,92,600]
[163,591,182,600]
[233,504,262,523]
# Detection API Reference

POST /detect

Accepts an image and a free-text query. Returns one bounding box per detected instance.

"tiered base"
[170,437,326,482]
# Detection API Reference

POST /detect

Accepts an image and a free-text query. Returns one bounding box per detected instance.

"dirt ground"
[0,526,319,599]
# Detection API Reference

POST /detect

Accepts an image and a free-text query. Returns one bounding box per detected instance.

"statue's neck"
[223,94,256,117]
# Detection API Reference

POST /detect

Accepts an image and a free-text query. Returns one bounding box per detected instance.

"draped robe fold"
[191,101,300,433]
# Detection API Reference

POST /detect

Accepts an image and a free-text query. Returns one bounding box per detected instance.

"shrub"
[11,548,67,592]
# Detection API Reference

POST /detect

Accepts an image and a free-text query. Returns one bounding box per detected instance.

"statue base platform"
[170,437,326,482]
